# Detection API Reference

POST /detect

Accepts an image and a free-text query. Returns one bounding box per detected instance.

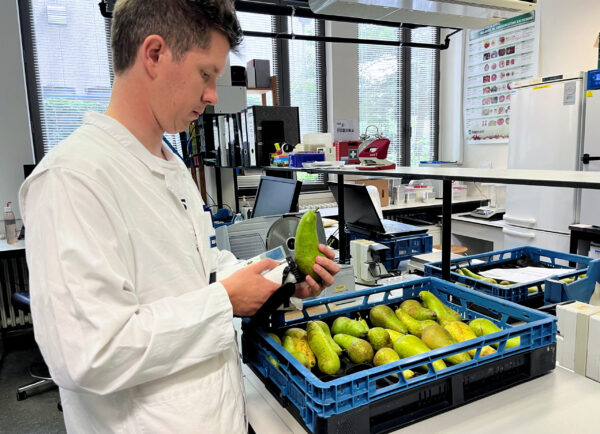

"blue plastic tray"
[347,231,433,271]
[241,277,556,432]
[424,246,599,304]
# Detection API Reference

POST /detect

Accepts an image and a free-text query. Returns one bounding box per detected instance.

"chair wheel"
[57,402,63,412]
[17,391,27,401]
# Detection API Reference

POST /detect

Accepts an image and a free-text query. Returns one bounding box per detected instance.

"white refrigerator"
[503,71,600,251]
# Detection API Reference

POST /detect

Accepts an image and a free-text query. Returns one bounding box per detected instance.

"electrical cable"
[162,136,184,162]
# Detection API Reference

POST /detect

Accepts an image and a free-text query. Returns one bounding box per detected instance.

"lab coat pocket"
[131,355,245,434]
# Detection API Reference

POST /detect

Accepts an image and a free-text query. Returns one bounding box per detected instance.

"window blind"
[22,0,183,159]
[26,0,112,157]
[358,25,402,164]
[358,24,439,167]
[409,27,440,166]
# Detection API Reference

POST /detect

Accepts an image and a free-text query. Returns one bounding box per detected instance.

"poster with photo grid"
[464,11,540,145]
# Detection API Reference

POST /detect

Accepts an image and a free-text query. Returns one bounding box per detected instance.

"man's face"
[154,30,230,134]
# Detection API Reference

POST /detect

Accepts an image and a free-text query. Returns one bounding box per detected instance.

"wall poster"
[464,11,540,145]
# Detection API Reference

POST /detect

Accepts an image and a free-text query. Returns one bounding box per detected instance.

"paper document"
[479,267,571,283]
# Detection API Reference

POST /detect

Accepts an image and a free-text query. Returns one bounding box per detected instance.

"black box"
[244,106,300,167]
[247,59,270,88]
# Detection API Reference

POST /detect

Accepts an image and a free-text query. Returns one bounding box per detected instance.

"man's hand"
[221,258,281,316]
[294,244,340,299]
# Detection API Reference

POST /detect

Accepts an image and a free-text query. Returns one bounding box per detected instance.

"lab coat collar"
[83,111,180,175]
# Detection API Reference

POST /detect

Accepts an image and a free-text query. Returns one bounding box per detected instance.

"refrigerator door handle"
[582,153,600,164]
[503,214,537,226]
[502,227,536,239]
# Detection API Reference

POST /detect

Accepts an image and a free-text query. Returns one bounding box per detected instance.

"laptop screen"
[328,182,386,233]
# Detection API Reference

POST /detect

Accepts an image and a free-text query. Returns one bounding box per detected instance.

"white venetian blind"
[358,25,402,164]
[27,0,112,155]
[289,16,320,138]
[409,27,439,166]
[26,0,183,157]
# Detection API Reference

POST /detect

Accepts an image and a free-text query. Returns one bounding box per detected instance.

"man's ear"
[140,34,168,79]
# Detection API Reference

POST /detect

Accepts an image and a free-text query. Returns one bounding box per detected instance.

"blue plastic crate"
[347,231,433,270]
[424,246,600,304]
[241,277,556,433]
[289,152,325,168]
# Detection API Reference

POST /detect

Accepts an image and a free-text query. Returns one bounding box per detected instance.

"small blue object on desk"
[289,152,325,168]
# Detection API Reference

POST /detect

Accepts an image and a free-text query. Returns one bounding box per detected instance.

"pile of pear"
[268,291,521,377]
[456,267,585,295]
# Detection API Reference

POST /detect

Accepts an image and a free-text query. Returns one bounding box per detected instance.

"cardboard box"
[586,312,600,382]
[556,301,600,374]
[348,179,389,207]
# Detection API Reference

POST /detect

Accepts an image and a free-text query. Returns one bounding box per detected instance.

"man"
[19,0,339,432]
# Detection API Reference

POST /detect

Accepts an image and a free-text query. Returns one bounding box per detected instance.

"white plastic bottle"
[4,202,18,245]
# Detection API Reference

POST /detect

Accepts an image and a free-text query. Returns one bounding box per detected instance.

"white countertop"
[0,239,25,252]
[243,363,600,433]
[451,213,508,228]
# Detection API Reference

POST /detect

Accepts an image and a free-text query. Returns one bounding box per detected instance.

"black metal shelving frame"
[263,166,600,280]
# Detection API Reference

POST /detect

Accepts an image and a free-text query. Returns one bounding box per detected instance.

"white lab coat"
[19,112,246,433]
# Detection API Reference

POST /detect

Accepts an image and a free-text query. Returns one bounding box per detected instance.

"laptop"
[328,182,428,238]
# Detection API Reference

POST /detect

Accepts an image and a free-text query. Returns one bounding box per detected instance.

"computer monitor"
[252,176,302,218]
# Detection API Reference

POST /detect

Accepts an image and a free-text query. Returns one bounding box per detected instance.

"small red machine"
[357,137,396,170]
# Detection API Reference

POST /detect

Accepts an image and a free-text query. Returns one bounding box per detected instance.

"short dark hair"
[111,0,243,75]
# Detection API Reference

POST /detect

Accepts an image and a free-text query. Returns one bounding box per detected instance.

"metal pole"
[337,173,346,264]
[442,179,452,280]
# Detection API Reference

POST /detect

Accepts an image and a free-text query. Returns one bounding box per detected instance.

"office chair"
[11,291,57,401]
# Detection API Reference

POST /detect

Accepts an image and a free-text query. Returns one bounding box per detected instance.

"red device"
[333,140,361,164]
[356,138,396,170]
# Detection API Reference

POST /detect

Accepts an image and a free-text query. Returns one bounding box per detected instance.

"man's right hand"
[221,258,281,316]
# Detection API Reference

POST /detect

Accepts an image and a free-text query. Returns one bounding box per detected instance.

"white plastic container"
[452,185,468,200]
[3,202,18,244]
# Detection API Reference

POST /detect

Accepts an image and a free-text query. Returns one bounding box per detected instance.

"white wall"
[439,0,600,169]
[326,21,360,130]
[0,0,34,223]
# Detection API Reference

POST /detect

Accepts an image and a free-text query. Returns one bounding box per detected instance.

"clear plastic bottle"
[3,201,18,245]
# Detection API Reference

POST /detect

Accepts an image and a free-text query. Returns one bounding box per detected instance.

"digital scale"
[469,206,505,220]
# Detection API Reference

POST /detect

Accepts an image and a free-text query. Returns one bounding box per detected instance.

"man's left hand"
[294,244,340,299]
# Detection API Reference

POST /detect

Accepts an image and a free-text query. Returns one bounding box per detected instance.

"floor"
[0,331,66,434]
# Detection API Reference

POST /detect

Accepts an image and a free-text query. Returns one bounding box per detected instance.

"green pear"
[373,348,415,380]
[367,327,392,351]
[395,308,438,338]
[393,335,447,372]
[331,316,368,338]
[333,334,374,364]
[421,324,471,365]
[419,291,462,326]
[469,318,520,349]
[369,304,408,334]
[294,210,326,281]
[400,299,436,321]
[307,322,341,375]
[313,320,342,355]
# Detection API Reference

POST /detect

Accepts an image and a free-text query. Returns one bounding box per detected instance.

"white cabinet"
[502,225,570,252]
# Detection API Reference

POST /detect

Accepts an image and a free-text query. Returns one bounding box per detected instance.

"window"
[230,12,327,187]
[358,25,440,166]
[230,12,275,107]
[20,0,183,161]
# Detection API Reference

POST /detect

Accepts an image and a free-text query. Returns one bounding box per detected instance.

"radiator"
[0,252,31,329]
